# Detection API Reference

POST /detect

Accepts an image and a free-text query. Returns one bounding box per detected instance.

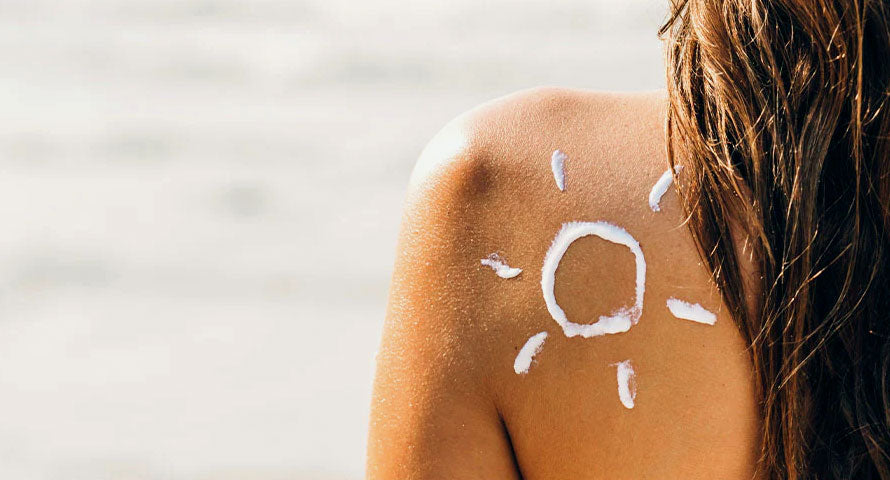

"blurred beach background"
[0,0,666,478]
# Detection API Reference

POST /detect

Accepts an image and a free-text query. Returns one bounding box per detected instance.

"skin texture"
[367,88,761,479]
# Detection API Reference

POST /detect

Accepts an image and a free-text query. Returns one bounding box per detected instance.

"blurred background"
[0,0,666,478]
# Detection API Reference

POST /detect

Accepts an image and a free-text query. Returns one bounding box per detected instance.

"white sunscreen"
[480,253,522,279]
[648,165,683,212]
[541,221,646,338]
[551,150,567,191]
[513,331,548,375]
[613,359,637,409]
[666,297,717,325]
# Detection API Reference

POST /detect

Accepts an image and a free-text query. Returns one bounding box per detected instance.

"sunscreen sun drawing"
[480,153,717,409]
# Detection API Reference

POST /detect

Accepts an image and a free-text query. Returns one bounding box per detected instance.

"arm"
[366,118,522,479]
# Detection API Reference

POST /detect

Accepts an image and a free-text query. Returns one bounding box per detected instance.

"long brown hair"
[661,0,890,478]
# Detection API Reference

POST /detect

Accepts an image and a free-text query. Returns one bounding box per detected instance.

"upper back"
[369,87,760,479]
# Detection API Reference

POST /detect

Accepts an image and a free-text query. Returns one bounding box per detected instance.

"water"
[0,0,666,478]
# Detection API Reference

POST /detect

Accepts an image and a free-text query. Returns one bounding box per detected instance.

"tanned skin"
[367,88,760,479]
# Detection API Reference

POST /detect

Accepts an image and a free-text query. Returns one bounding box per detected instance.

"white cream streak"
[513,331,548,374]
[551,150,567,191]
[666,297,717,325]
[541,221,646,338]
[648,165,683,212]
[480,253,522,279]
[613,359,637,409]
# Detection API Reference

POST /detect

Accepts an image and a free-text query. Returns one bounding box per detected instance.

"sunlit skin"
[367,88,760,479]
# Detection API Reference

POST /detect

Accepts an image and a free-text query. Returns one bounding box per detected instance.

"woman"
[368,1,890,478]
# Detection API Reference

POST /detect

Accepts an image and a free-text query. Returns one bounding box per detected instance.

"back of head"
[662,0,890,478]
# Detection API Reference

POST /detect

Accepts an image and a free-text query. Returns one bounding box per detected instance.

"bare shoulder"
[370,87,760,479]
[389,86,675,381]
[411,86,669,195]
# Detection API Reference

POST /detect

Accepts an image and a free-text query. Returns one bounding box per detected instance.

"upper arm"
[366,112,522,479]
